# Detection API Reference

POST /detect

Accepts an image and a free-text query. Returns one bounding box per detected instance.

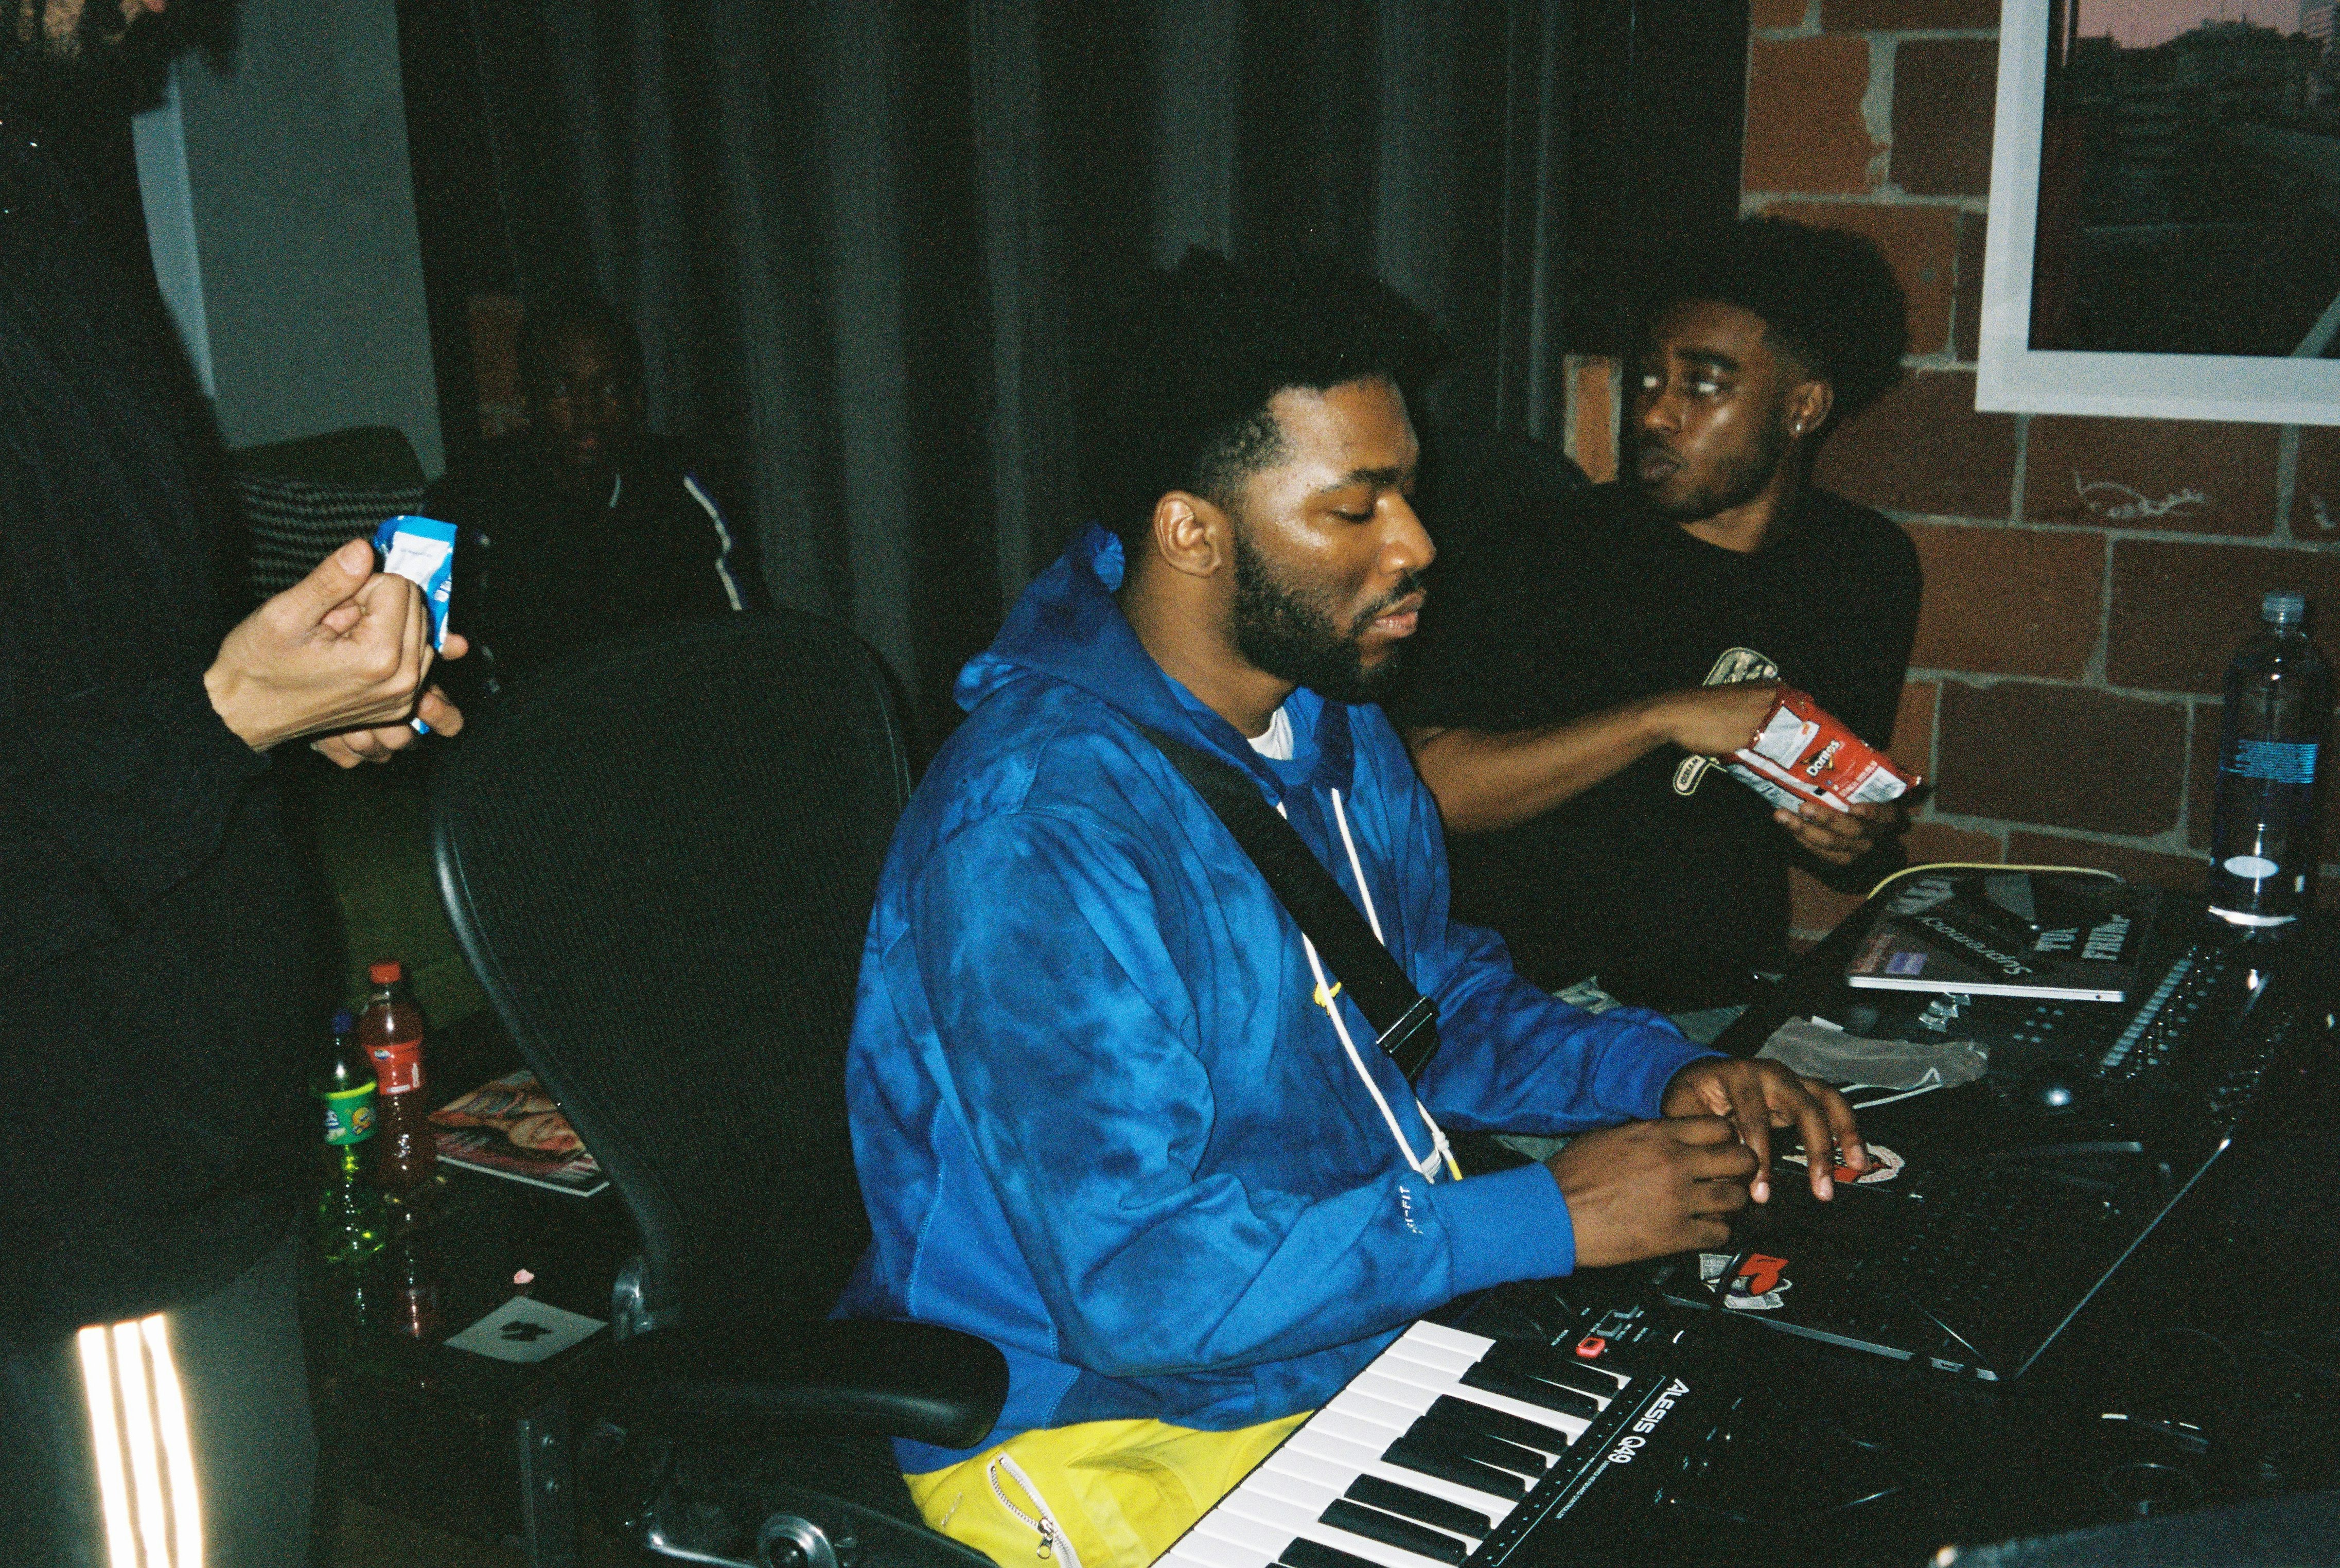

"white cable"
[1848,1073,1952,1111]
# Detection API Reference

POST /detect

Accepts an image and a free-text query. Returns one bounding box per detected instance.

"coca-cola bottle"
[356,961,438,1195]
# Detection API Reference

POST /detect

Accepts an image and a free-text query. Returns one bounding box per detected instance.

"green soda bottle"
[315,1009,388,1264]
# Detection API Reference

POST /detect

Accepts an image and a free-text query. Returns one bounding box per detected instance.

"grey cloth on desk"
[1756,1018,1989,1090]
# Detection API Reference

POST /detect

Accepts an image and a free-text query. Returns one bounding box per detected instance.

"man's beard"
[1229,519,1419,707]
[1638,408,1794,521]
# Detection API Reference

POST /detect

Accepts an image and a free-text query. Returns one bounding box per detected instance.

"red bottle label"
[368,1039,425,1096]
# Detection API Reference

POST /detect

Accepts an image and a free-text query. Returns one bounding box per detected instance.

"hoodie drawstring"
[1286,788,1461,1183]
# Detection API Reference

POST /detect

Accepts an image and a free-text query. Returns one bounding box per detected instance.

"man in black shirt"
[0,3,464,1563]
[426,297,767,706]
[1400,217,1921,1019]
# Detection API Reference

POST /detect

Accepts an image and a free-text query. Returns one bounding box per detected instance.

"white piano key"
[1242,1455,1342,1514]
[1318,1383,1429,1436]
[1278,1427,1529,1514]
[1191,1505,1348,1568]
[1188,1497,1366,1568]
[1310,1416,1546,1486]
[1157,1540,1255,1568]
[1255,1444,1462,1523]
[1382,1337,1488,1376]
[1381,1337,1612,1412]
[1401,1322,1497,1358]
[1354,1364,1591,1448]
[1348,1378,1580,1463]
[1264,1445,1507,1541]
[1403,1318,1630,1393]
[1210,1487,1468,1568]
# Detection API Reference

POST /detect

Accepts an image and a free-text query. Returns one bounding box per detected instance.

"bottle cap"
[330,1010,355,1035]
[2263,591,2307,626]
[367,960,404,984]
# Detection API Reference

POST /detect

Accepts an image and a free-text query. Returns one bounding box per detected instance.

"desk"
[1566,887,2340,1559]
[303,1015,636,1568]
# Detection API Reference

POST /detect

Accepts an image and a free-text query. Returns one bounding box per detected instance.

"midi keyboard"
[1158,1289,1724,1568]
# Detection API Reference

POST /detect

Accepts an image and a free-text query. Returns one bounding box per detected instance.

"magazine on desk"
[429,1069,609,1196]
[1844,869,2159,1002]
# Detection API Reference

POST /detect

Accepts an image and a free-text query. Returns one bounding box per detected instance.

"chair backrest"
[432,611,913,1328]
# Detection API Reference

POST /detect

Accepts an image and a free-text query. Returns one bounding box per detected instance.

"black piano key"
[1460,1360,1604,1421]
[1321,1499,1470,1565]
[1404,1413,1550,1479]
[1423,1394,1575,1456]
[1568,1336,1646,1381]
[1347,1475,1492,1539]
[1482,1338,1623,1401]
[1279,1539,1383,1568]
[1383,1435,1529,1500]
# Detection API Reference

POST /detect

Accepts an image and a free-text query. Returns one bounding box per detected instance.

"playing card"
[442,1295,606,1363]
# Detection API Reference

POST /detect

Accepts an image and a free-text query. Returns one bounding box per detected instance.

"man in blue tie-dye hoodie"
[837,248,1866,1567]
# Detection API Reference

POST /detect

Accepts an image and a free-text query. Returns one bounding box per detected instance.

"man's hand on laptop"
[1774,795,1908,867]
[1545,1117,1757,1267]
[1662,1058,1867,1205]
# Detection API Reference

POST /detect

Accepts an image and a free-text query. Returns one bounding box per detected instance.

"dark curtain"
[400,0,1655,732]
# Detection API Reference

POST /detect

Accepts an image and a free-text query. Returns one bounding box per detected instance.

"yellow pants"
[907,1411,1310,1567]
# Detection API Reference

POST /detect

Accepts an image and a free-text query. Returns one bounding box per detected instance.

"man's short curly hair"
[1085,248,1444,551]
[1643,216,1909,429]
[516,296,646,398]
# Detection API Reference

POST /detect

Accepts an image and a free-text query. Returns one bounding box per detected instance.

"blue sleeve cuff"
[1591,1008,1725,1121]
[1428,1160,1576,1296]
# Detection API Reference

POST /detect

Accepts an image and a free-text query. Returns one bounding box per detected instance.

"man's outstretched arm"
[1404,681,1782,834]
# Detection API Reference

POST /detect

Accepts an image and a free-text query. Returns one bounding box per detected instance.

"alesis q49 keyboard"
[1159,1289,1728,1568]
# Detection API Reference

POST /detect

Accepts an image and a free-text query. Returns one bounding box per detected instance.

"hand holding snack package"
[373,514,456,732]
[1721,685,1918,814]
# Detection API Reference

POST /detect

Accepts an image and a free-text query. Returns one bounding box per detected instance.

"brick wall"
[1568,0,2340,942]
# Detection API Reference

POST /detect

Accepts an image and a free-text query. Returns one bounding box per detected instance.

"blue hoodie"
[837,526,1716,1471]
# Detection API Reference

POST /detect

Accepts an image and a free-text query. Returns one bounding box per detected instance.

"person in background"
[1399,215,1922,1042]
[426,297,769,706]
[836,247,1864,1566]
[0,2,466,1564]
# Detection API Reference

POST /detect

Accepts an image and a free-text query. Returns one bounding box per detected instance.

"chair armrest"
[611,1318,1008,1452]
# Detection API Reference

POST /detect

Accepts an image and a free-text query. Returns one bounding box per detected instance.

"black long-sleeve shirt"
[0,121,313,1340]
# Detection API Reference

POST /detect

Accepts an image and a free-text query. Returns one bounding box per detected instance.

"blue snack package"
[372,515,455,649]
[372,515,456,732]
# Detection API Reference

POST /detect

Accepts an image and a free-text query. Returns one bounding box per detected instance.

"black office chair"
[431,612,1004,1568]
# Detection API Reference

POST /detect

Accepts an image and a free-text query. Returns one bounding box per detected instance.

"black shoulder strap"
[1135,724,1439,1084]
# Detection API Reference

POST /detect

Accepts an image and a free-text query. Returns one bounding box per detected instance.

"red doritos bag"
[1723,686,1919,814]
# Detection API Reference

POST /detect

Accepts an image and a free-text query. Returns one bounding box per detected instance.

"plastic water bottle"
[2207,592,2332,928]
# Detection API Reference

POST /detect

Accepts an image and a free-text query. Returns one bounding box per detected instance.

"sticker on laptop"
[1780,1142,1905,1185]
[1701,1251,1793,1311]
